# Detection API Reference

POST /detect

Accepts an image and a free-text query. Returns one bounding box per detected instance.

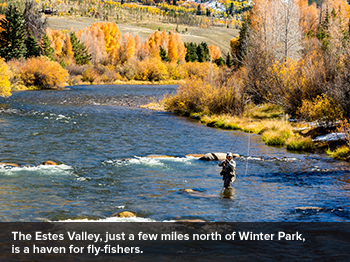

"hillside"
[47,16,238,56]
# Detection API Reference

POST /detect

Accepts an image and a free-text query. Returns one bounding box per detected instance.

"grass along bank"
[196,112,314,152]
[144,95,314,153]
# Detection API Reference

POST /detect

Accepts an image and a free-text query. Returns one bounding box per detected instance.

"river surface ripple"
[0,85,349,222]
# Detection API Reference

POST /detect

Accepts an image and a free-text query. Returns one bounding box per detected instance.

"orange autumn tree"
[118,33,136,64]
[208,45,221,61]
[167,31,186,63]
[46,29,74,65]
[297,0,318,35]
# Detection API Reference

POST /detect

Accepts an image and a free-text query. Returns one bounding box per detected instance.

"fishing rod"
[229,131,242,152]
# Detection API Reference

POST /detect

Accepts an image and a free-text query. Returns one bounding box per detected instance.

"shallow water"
[0,85,349,222]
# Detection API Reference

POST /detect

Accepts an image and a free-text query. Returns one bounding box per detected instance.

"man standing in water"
[219,152,236,188]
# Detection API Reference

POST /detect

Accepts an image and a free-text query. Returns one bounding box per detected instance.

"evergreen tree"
[197,44,206,62]
[228,3,234,15]
[42,32,55,61]
[0,5,27,61]
[214,57,225,66]
[206,8,211,17]
[25,31,41,58]
[317,5,330,42]
[185,43,198,62]
[226,52,233,68]
[233,16,250,67]
[200,42,210,61]
[70,31,91,65]
[159,46,169,62]
[196,4,202,15]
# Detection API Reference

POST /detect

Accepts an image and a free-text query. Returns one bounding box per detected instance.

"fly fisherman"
[219,152,236,188]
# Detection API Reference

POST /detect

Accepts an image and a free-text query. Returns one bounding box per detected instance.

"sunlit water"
[0,85,349,222]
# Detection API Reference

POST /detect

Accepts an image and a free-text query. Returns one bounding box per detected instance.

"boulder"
[43,161,58,165]
[185,154,205,158]
[0,162,19,167]
[199,153,240,161]
[110,211,136,218]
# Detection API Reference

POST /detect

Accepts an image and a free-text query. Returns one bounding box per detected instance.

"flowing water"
[0,85,349,222]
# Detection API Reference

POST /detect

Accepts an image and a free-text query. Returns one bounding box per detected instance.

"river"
[0,85,349,222]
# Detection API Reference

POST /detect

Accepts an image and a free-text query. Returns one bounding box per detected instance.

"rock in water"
[43,161,58,165]
[185,154,205,158]
[0,162,19,167]
[110,211,136,218]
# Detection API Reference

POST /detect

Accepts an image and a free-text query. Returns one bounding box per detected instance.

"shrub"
[326,146,350,160]
[167,62,187,80]
[286,136,314,152]
[336,119,350,147]
[297,94,343,127]
[19,57,68,89]
[184,62,219,80]
[66,64,87,76]
[81,67,100,84]
[163,75,244,116]
[135,58,168,82]
[0,58,12,96]
[261,130,286,146]
[244,103,284,119]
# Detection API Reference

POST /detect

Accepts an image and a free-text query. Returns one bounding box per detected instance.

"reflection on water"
[0,85,349,222]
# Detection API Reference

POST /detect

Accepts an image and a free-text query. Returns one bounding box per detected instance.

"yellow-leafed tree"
[119,33,136,64]
[0,58,12,96]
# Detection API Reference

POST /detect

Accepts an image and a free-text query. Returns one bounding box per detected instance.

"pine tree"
[232,16,250,67]
[317,6,330,42]
[0,5,27,61]
[197,44,207,63]
[226,52,233,68]
[200,42,210,61]
[214,57,225,66]
[25,31,41,58]
[159,46,169,62]
[42,32,55,61]
[185,43,198,62]
[70,31,91,65]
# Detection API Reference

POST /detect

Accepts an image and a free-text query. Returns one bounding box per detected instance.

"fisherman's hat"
[226,152,233,157]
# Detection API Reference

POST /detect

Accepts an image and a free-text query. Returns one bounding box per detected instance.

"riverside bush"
[297,94,343,127]
[0,58,12,96]
[19,57,68,89]
[261,130,286,146]
[326,146,350,160]
[163,74,244,115]
[286,137,314,152]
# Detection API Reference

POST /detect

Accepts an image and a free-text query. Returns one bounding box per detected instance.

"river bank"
[142,101,349,161]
